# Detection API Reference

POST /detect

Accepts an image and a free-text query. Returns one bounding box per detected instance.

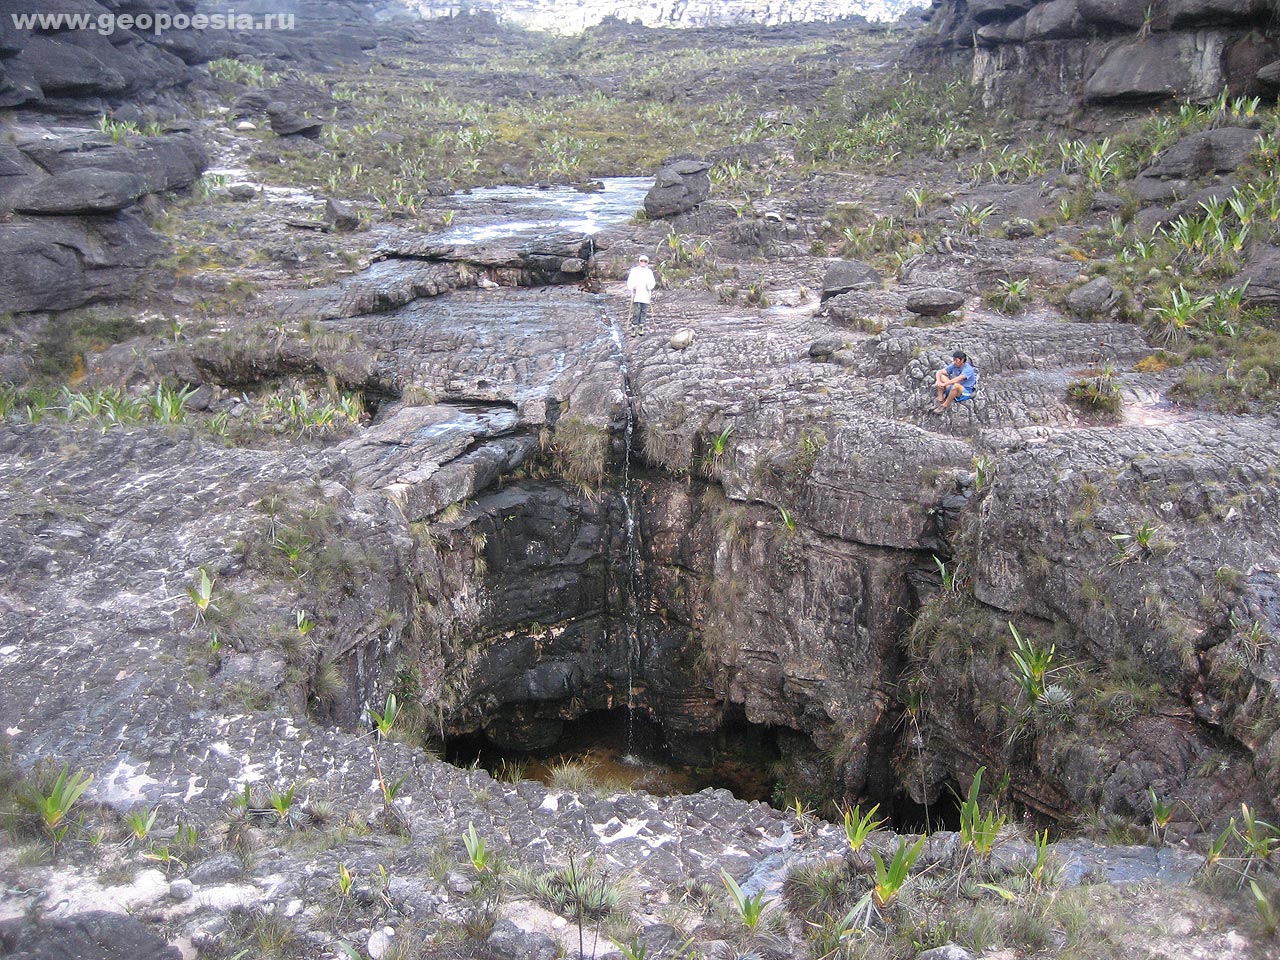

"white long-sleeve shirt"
[626,265,656,304]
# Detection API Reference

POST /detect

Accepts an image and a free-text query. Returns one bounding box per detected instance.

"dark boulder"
[25,134,208,194]
[820,259,881,301]
[13,169,146,214]
[906,287,966,316]
[0,911,181,960]
[1142,127,1261,179]
[1023,0,1087,41]
[0,213,164,313]
[809,334,850,360]
[325,197,361,231]
[267,102,324,138]
[1260,60,1280,87]
[1085,37,1194,103]
[643,158,711,219]
[11,34,127,98]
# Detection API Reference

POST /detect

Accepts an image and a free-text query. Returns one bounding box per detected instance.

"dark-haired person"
[931,350,978,414]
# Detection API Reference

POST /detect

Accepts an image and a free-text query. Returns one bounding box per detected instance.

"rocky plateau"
[0,1,1279,959]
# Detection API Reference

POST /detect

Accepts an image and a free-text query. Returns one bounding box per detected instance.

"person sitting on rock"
[931,350,978,414]
[626,254,656,334]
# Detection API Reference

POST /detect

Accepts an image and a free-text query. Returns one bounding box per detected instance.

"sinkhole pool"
[444,708,780,803]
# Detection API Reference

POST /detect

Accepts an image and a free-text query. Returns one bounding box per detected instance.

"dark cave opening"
[886,782,963,834]
[444,705,781,803]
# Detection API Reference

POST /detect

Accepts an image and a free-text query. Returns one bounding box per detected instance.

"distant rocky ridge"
[917,0,1280,115]
[402,0,920,30]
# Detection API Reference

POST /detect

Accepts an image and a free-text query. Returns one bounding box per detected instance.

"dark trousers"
[630,301,649,327]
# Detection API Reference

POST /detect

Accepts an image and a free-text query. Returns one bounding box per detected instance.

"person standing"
[626,254,656,335]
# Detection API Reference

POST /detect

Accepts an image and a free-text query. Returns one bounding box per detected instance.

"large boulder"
[1239,244,1280,304]
[22,133,208,194]
[1085,35,1225,104]
[643,158,711,219]
[1023,0,1087,41]
[820,260,881,301]
[906,287,966,316]
[267,101,324,138]
[0,911,181,960]
[13,168,146,214]
[1065,277,1119,318]
[0,213,164,313]
[1142,127,1261,179]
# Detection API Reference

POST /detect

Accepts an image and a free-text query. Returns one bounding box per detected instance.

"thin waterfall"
[605,309,644,760]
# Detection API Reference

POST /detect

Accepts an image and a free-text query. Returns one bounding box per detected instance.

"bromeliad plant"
[463,822,491,874]
[841,802,886,856]
[871,835,927,908]
[958,767,1007,858]
[24,765,94,846]
[124,805,159,843]
[188,568,217,626]
[1008,622,1056,703]
[721,868,772,931]
[1149,789,1175,843]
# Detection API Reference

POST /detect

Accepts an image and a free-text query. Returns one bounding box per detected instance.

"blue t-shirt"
[946,362,978,391]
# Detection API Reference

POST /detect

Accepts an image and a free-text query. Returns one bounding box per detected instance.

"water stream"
[606,310,644,758]
[431,177,653,244]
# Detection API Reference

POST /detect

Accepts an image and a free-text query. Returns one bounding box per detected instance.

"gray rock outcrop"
[13,169,146,215]
[644,158,712,219]
[906,286,966,316]
[0,125,206,314]
[917,0,1280,114]
[821,259,882,300]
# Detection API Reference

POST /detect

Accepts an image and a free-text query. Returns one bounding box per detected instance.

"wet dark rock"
[0,911,181,960]
[906,287,965,316]
[229,183,257,201]
[820,259,882,301]
[644,158,711,219]
[13,169,146,215]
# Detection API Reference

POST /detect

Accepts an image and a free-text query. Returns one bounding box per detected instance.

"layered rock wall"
[917,0,1280,115]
